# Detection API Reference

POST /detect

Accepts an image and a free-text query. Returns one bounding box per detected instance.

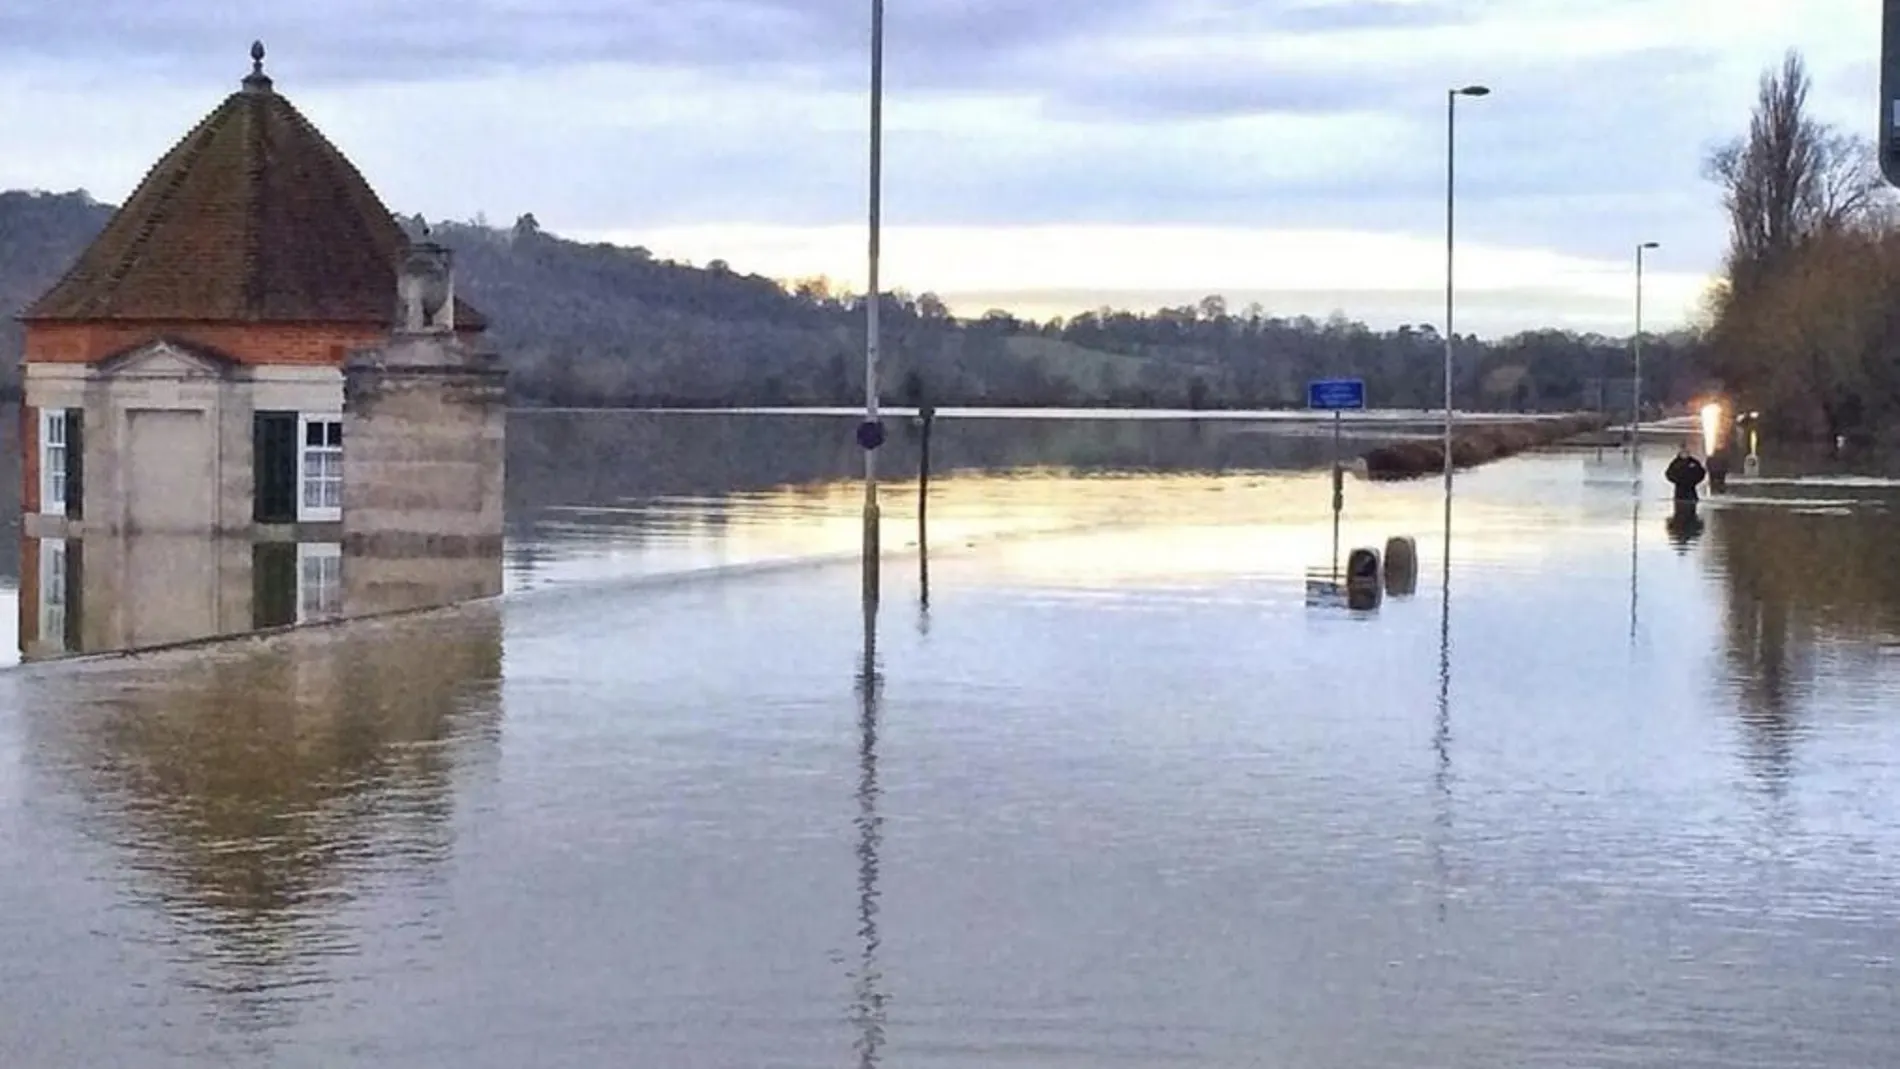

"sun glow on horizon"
[581,223,1716,337]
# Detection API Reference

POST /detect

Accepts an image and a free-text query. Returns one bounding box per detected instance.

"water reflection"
[17,533,501,662]
[1665,500,1705,551]
[851,602,887,1067]
[504,409,1418,572]
[1628,495,1640,643]
[509,408,1401,519]
[3,414,1900,1065]
[18,605,504,1030]
[1432,494,1453,925]
[1702,494,1900,790]
[1709,485,1900,641]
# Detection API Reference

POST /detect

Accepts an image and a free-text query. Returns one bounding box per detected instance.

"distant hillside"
[1,189,1709,410]
[0,190,114,397]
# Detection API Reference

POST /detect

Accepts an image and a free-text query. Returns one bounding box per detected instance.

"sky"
[0,0,1883,337]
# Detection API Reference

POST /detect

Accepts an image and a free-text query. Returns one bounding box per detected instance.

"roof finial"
[243,40,273,93]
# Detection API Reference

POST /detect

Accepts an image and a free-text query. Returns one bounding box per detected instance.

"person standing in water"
[1665,443,1708,502]
[1705,446,1730,493]
[1663,443,1709,549]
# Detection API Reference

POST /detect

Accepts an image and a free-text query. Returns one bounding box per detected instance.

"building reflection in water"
[19,531,502,661]
[11,435,507,1029]
[17,600,504,1030]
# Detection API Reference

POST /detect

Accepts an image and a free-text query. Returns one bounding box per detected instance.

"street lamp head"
[1455,85,1491,97]
[1640,241,1659,249]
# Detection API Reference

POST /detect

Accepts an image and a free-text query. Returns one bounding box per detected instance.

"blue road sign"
[1307,378,1367,411]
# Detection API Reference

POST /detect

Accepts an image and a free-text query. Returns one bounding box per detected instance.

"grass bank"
[1362,414,1610,481]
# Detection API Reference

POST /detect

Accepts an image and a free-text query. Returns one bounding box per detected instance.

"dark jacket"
[1705,451,1730,492]
[1665,454,1707,501]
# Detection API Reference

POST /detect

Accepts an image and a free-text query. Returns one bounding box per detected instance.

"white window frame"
[40,409,67,516]
[39,537,68,650]
[296,542,343,623]
[297,413,344,522]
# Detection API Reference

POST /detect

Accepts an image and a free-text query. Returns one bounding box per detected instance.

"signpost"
[1306,378,1366,412]
[1307,378,1366,581]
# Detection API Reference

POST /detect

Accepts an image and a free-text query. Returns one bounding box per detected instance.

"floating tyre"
[1345,547,1383,611]
[1383,536,1418,597]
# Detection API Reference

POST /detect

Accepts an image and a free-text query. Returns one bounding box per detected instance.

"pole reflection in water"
[917,406,933,629]
[1628,494,1642,644]
[1432,490,1454,925]
[917,535,932,639]
[851,595,887,1067]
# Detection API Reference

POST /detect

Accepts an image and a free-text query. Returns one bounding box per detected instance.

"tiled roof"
[22,46,486,329]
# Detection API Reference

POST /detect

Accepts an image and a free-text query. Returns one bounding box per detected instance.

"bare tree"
[1703,51,1887,294]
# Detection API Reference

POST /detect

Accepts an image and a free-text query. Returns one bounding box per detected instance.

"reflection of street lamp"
[1632,241,1659,445]
[1442,84,1490,500]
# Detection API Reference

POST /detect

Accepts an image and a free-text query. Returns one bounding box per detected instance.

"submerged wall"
[1361,414,1611,481]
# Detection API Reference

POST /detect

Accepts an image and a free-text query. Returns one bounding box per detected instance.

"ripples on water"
[2,412,1900,1066]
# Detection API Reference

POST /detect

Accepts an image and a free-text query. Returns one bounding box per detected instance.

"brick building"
[16,43,505,658]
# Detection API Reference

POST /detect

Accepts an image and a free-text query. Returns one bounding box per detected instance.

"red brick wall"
[17,537,38,653]
[22,320,485,367]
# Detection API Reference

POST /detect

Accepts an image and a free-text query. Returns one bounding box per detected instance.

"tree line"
[0,192,1701,413]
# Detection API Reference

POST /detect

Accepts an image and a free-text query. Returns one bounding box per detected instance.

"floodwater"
[3,409,1900,1067]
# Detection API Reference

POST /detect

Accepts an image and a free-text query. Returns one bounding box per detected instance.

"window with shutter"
[253,412,298,523]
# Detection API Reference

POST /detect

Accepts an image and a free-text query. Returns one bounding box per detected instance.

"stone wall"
[341,333,507,558]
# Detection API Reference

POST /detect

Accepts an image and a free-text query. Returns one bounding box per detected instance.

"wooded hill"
[1,188,1701,410]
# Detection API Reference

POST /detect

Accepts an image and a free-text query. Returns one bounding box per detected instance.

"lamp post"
[1631,241,1658,452]
[1442,84,1489,501]
[859,0,886,609]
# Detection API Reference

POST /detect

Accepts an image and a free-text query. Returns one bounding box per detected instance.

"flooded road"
[3,411,1899,1066]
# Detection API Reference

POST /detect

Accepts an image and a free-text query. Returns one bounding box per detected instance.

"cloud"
[0,0,1880,334]
[0,0,1163,91]
[1272,0,1477,33]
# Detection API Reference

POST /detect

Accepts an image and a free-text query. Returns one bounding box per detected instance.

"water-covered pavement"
[3,413,1899,1067]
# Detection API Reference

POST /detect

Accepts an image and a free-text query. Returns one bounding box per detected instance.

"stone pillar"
[341,241,505,604]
